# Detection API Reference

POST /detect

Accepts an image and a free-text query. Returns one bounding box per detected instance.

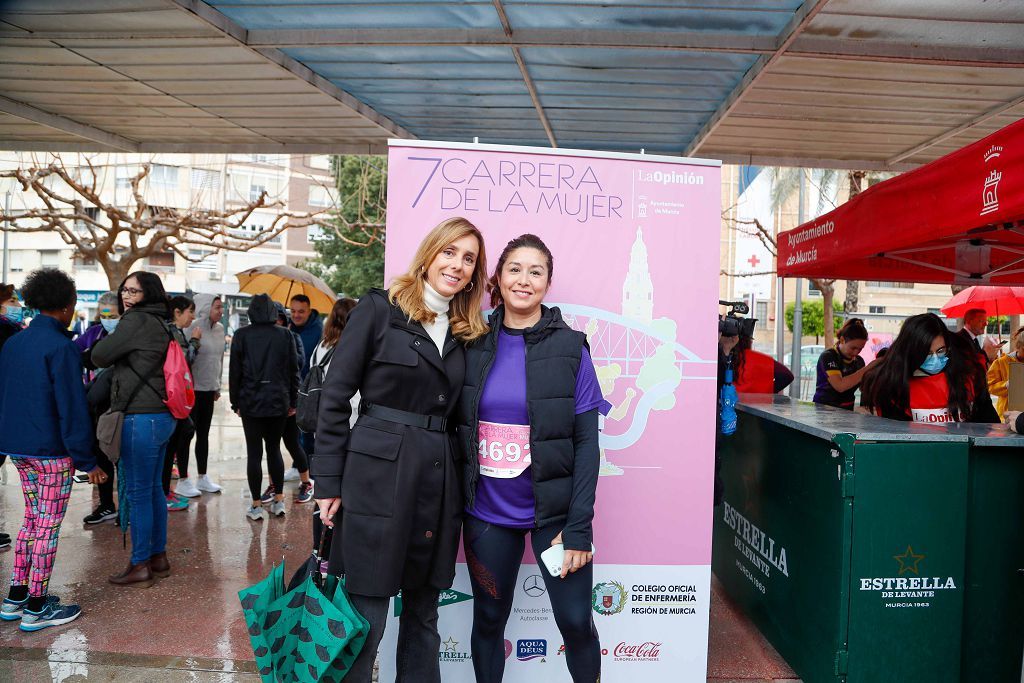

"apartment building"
[0,151,337,319]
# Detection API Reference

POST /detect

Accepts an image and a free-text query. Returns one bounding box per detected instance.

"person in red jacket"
[861,313,999,424]
[732,334,794,394]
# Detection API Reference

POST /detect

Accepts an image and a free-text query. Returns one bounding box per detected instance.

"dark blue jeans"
[120,412,176,565]
[346,587,441,683]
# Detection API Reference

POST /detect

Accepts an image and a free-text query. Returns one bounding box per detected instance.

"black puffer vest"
[457,305,586,529]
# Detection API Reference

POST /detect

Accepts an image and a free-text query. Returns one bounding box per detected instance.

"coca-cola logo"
[613,641,662,660]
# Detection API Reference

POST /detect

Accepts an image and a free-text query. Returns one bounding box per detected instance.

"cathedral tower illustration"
[622,227,654,323]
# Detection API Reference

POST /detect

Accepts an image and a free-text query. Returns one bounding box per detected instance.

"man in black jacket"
[229,294,299,520]
[958,308,1000,369]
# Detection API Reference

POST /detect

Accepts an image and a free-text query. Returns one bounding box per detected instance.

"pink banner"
[385,142,721,566]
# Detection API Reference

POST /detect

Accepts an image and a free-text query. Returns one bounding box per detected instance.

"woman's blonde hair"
[1014,326,1024,350]
[388,217,489,342]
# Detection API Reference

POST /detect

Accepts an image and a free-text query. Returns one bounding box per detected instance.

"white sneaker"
[175,478,201,498]
[283,468,300,482]
[270,500,286,517]
[246,505,266,522]
[196,474,222,494]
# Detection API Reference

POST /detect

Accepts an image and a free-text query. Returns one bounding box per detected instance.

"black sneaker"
[0,532,10,550]
[83,505,117,525]
[260,485,276,505]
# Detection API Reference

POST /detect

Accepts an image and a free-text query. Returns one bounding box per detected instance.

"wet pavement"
[0,369,798,682]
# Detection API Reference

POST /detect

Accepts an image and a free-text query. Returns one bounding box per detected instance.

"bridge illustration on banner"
[547,228,715,474]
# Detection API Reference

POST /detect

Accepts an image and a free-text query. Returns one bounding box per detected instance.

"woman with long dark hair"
[861,313,999,424]
[457,234,605,682]
[92,271,177,587]
[312,217,488,682]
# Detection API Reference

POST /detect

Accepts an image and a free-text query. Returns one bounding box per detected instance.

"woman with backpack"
[304,297,358,430]
[92,271,177,588]
[161,295,201,511]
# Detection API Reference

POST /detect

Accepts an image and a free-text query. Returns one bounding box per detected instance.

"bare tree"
[722,212,839,347]
[1,158,333,289]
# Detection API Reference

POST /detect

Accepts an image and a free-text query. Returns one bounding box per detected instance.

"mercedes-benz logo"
[523,574,546,597]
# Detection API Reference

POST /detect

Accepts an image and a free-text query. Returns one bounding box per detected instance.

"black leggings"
[463,515,601,683]
[242,415,286,501]
[181,390,216,479]
[95,448,116,508]
[281,414,308,473]
[162,420,191,496]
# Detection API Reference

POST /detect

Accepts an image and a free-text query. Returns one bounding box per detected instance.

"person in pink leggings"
[0,269,106,631]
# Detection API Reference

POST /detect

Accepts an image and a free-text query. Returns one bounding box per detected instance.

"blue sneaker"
[2,594,58,622]
[0,597,27,621]
[19,598,82,632]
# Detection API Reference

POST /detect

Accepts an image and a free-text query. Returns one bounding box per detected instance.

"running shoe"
[19,598,82,632]
[283,467,300,482]
[175,477,201,498]
[260,485,276,505]
[83,505,117,525]
[196,474,222,494]
[270,500,286,517]
[0,531,10,549]
[246,505,266,522]
[166,493,189,512]
[1,594,57,622]
[295,481,314,504]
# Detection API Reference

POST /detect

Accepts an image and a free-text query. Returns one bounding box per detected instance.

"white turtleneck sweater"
[422,282,453,353]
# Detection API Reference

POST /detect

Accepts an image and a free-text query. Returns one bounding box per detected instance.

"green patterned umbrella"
[239,561,369,682]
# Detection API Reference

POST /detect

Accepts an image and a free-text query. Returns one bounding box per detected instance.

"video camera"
[719,300,757,339]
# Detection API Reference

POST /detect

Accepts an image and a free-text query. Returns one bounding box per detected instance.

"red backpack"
[163,329,195,419]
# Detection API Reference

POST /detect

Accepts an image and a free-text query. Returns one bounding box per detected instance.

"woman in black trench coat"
[311,217,489,682]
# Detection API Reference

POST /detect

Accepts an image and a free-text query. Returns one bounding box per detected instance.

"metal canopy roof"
[1,0,1022,169]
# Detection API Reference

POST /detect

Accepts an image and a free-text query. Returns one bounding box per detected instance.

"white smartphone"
[540,543,596,577]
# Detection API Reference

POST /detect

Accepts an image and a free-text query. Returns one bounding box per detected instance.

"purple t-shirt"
[468,327,606,528]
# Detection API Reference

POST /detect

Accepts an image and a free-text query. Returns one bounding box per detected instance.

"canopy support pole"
[775,276,786,363]
[789,171,806,399]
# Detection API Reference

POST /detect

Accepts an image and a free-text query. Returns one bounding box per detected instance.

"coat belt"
[360,401,450,432]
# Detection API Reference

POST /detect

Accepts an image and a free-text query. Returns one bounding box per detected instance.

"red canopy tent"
[777,118,1024,285]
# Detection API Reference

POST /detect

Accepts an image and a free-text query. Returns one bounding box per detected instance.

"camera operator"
[716,302,753,505]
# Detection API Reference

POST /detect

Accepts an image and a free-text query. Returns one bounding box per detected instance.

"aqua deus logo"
[517,639,547,661]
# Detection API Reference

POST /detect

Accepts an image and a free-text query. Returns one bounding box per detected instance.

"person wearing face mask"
[456,234,606,683]
[813,318,876,410]
[0,283,25,354]
[74,291,122,525]
[312,217,488,683]
[861,313,999,424]
[0,284,25,550]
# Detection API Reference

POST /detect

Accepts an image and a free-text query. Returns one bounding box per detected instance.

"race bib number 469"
[477,421,531,479]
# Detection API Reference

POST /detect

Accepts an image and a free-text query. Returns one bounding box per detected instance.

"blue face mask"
[919,352,948,376]
[3,305,24,325]
[100,318,120,333]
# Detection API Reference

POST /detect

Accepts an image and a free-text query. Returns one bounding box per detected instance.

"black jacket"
[456,305,600,551]
[92,301,171,414]
[311,288,466,597]
[229,294,299,418]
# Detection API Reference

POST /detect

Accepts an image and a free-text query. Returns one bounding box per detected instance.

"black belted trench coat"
[310,289,466,598]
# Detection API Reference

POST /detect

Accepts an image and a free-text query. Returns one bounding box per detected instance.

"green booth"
[713,395,1024,683]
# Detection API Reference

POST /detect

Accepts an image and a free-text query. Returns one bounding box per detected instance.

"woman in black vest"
[312,217,489,683]
[457,234,604,682]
